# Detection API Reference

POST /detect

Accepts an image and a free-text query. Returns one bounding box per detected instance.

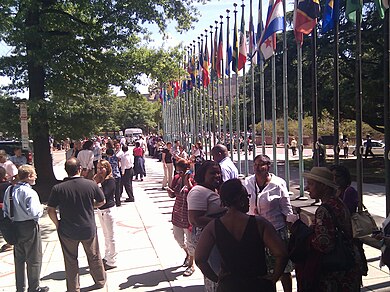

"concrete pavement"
[0,152,389,291]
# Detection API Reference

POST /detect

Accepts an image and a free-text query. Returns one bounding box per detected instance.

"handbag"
[0,186,17,245]
[321,204,355,272]
[350,206,378,238]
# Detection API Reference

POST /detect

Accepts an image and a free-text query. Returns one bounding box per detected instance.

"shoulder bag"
[350,205,378,238]
[0,186,17,244]
[321,204,355,272]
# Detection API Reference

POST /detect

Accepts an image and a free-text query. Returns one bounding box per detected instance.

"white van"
[124,128,143,144]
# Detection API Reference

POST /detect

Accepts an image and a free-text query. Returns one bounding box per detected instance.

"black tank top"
[215,216,275,292]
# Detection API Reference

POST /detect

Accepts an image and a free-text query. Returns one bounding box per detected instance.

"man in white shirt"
[0,150,18,181]
[136,136,147,156]
[116,145,134,202]
[211,144,238,182]
[243,154,294,292]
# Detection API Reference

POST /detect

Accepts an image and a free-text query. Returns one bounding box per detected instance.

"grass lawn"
[289,157,385,184]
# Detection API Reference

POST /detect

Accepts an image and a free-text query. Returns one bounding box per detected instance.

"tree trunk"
[26,3,58,202]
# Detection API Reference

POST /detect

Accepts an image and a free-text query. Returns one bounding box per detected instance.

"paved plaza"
[0,151,389,291]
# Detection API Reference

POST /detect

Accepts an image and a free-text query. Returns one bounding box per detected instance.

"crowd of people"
[0,134,388,292]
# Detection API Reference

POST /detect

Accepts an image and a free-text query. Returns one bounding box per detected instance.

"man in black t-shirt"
[47,158,106,292]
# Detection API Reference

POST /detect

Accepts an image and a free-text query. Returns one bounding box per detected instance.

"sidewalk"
[0,155,389,291]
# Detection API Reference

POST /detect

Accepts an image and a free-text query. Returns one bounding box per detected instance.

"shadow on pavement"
[39,223,57,241]
[144,188,164,191]
[363,281,390,291]
[366,256,381,263]
[118,266,184,290]
[152,285,204,292]
[41,266,90,281]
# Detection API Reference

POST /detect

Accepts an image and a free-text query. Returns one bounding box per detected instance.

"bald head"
[211,144,228,162]
[65,157,81,176]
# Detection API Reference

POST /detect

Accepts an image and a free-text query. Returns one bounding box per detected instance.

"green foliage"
[0,94,22,138]
[0,0,202,182]
[254,109,383,139]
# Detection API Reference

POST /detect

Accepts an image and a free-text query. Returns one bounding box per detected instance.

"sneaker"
[125,198,134,202]
[35,287,50,292]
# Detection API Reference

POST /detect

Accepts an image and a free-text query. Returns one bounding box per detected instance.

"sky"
[0,0,295,96]
[144,0,294,50]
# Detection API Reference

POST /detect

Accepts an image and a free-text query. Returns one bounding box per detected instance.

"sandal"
[183,266,195,277]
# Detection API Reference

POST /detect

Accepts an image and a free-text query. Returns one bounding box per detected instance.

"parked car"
[351,140,385,156]
[0,140,34,164]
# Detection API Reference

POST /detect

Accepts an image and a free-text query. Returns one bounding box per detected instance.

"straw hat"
[303,167,338,189]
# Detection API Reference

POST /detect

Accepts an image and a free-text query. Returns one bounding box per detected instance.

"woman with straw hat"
[289,167,361,292]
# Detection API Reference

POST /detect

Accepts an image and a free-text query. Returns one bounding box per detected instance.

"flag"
[174,81,180,97]
[321,0,339,33]
[238,7,247,71]
[198,44,203,87]
[346,0,362,23]
[161,87,166,103]
[213,27,218,78]
[249,0,257,64]
[232,11,239,73]
[203,42,210,87]
[293,0,304,45]
[187,53,196,85]
[226,16,233,76]
[216,24,223,78]
[181,80,187,94]
[259,0,284,60]
[167,82,173,100]
[294,0,320,34]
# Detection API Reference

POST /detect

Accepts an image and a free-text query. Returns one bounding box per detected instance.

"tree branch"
[41,8,88,26]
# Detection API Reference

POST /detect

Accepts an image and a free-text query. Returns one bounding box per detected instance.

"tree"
[0,0,202,197]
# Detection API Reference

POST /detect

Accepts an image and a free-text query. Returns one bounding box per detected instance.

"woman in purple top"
[329,165,358,214]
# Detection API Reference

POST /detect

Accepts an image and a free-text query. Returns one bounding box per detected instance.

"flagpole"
[191,40,198,144]
[250,0,256,161]
[312,28,319,169]
[297,43,305,197]
[197,38,205,157]
[271,54,277,176]
[355,9,363,211]
[220,15,226,146]
[205,29,212,156]
[258,0,266,155]
[215,21,221,145]
[385,8,390,215]
[233,3,242,174]
[282,0,289,187]
[186,48,191,148]
[200,35,206,158]
[241,2,249,176]
[227,10,234,161]
[193,40,199,145]
[333,10,340,165]
[210,26,216,147]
